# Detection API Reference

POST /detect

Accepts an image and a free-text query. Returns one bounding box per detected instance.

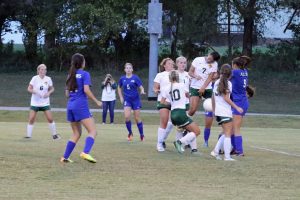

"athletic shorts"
[171,109,193,128]
[185,103,190,111]
[232,99,249,116]
[156,101,171,110]
[205,111,213,118]
[67,107,93,122]
[124,98,142,110]
[190,88,212,99]
[216,116,232,125]
[30,106,50,112]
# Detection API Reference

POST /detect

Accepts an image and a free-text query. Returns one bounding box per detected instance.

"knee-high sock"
[157,128,166,144]
[48,122,57,136]
[231,134,236,150]
[204,128,211,142]
[137,121,144,136]
[190,137,197,150]
[214,134,225,154]
[163,121,173,141]
[234,135,243,154]
[179,132,196,146]
[63,140,76,159]
[224,137,232,159]
[83,136,95,154]
[175,131,183,140]
[27,124,34,137]
[125,121,132,134]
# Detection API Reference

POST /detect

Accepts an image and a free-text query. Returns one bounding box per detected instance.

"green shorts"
[185,103,190,111]
[171,109,193,128]
[30,106,51,112]
[189,88,212,99]
[216,116,232,125]
[156,101,171,110]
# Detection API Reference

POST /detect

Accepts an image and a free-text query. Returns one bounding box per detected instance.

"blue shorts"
[205,111,213,118]
[67,107,92,122]
[124,98,142,110]
[232,99,249,116]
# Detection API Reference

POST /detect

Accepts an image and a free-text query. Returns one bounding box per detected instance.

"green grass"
[0,115,300,200]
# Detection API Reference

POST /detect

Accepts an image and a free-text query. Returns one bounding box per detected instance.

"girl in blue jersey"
[61,53,102,163]
[230,56,251,156]
[117,63,146,141]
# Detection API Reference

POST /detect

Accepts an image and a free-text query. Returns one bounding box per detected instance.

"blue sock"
[204,128,211,142]
[137,121,144,136]
[126,121,132,134]
[234,135,243,154]
[63,140,76,159]
[231,135,236,150]
[83,136,95,154]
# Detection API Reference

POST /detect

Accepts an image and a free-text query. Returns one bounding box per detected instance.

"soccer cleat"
[52,134,61,140]
[60,157,74,163]
[203,141,209,148]
[24,136,31,139]
[210,151,222,160]
[173,140,184,154]
[140,135,144,141]
[127,133,133,142]
[162,141,166,149]
[157,143,165,152]
[224,157,236,161]
[191,149,201,156]
[235,153,245,157]
[80,152,97,163]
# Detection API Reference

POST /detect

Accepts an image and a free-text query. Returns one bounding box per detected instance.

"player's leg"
[102,101,108,124]
[80,117,97,163]
[61,122,82,163]
[133,109,144,141]
[124,106,133,141]
[44,109,61,140]
[233,114,244,156]
[188,95,200,116]
[26,109,37,138]
[223,121,235,161]
[109,100,115,124]
[203,112,213,147]
[157,108,169,151]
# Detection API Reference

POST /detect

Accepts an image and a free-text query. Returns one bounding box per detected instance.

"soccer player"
[117,63,146,141]
[153,58,174,152]
[26,64,60,140]
[188,52,220,147]
[61,53,102,163]
[230,56,252,156]
[210,64,243,161]
[160,70,201,155]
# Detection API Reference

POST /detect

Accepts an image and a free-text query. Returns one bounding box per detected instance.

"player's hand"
[96,100,102,107]
[140,90,146,95]
[198,88,205,95]
[196,75,202,80]
[43,93,50,98]
[120,97,124,104]
[154,89,160,94]
[237,107,244,114]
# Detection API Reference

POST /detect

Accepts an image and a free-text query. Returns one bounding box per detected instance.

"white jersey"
[162,82,188,110]
[153,71,171,101]
[190,57,218,89]
[29,75,53,107]
[178,71,190,104]
[213,79,232,118]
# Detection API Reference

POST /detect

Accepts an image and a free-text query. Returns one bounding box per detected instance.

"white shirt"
[190,57,218,89]
[101,84,116,101]
[29,75,53,107]
[162,82,188,110]
[213,79,232,118]
[153,71,171,101]
[178,71,190,104]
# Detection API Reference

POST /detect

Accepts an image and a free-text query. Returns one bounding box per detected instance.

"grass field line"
[1,106,300,117]
[250,145,300,158]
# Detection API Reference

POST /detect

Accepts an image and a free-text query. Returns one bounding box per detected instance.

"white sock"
[157,128,166,143]
[48,122,57,136]
[224,137,232,159]
[175,131,183,140]
[214,134,225,154]
[190,137,197,150]
[163,121,173,141]
[27,124,34,137]
[179,132,196,146]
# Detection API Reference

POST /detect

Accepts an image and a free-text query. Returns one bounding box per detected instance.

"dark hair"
[218,64,232,95]
[66,53,85,92]
[210,51,220,62]
[246,85,255,98]
[232,55,251,69]
[159,58,174,72]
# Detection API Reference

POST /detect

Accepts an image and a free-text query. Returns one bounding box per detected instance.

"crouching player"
[161,70,201,155]
[210,64,243,161]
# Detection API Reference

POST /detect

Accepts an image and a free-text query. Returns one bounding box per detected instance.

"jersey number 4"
[170,89,180,101]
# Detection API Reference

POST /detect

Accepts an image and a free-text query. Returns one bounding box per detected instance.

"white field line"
[250,145,300,158]
[0,106,300,117]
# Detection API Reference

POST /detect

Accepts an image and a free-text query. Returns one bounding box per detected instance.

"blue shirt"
[118,75,142,99]
[230,69,248,101]
[67,69,91,108]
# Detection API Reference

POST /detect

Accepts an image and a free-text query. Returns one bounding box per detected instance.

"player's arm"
[188,65,202,80]
[44,86,54,98]
[199,72,214,94]
[153,82,160,94]
[84,85,102,107]
[223,92,243,114]
[65,90,69,98]
[27,84,36,94]
[160,97,170,105]
[212,93,215,113]
[139,85,146,95]
[117,85,124,104]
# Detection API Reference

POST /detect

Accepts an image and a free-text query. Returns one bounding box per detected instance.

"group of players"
[25,51,252,163]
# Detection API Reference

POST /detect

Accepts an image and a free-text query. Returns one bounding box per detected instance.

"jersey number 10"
[170,89,180,101]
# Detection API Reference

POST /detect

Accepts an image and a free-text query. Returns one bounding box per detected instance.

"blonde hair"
[37,64,47,74]
[175,56,187,70]
[159,58,174,72]
[124,62,133,69]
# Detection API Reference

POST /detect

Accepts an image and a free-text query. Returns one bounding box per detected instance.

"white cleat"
[210,151,222,160]
[157,143,165,152]
[224,157,236,161]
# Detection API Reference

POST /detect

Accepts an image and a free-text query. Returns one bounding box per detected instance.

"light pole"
[147,0,162,101]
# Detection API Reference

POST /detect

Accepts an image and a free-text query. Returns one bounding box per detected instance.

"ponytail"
[66,53,85,92]
[232,55,252,69]
[217,64,232,95]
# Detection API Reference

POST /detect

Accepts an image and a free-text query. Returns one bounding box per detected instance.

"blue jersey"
[118,75,142,99]
[230,69,248,101]
[67,69,91,109]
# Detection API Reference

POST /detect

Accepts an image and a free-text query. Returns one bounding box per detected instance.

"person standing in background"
[101,74,117,124]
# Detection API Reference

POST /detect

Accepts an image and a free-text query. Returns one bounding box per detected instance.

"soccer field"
[0,119,300,200]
